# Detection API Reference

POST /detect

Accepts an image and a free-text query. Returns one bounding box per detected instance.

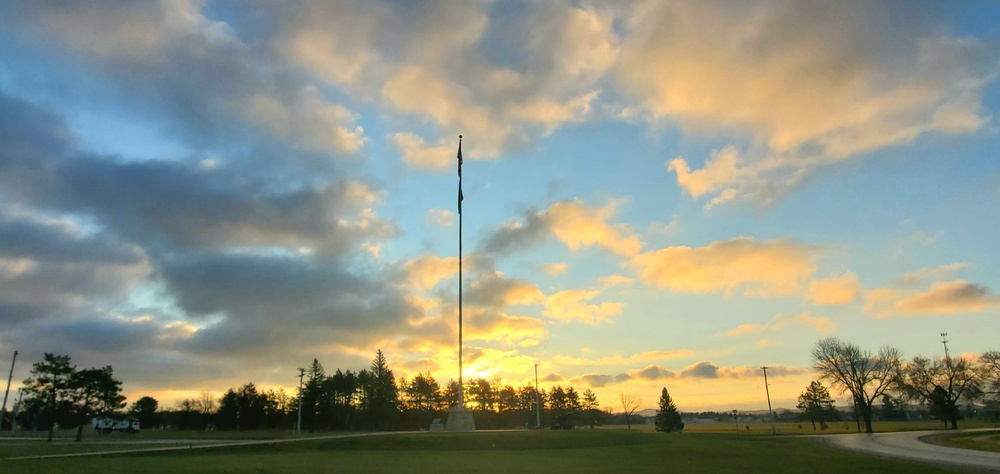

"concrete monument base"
[445,406,476,432]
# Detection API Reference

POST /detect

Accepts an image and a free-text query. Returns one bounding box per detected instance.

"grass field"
[921,431,1000,454]
[0,426,987,473]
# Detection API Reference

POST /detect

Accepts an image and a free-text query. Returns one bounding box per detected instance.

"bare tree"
[196,391,216,415]
[980,351,1000,400]
[898,355,980,429]
[619,393,642,430]
[811,337,902,433]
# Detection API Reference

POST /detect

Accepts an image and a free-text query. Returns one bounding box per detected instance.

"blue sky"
[0,0,998,412]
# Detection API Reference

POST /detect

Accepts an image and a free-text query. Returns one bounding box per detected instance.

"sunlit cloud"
[634,237,819,297]
[723,312,834,336]
[467,272,545,308]
[543,263,568,275]
[806,272,861,306]
[553,349,695,367]
[542,289,623,325]
[866,280,1000,317]
[895,263,968,288]
[620,1,998,206]
[402,255,458,290]
[481,198,642,257]
[467,309,546,347]
[390,133,455,171]
[599,274,633,289]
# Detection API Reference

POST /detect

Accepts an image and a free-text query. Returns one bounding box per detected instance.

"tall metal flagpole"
[457,135,464,408]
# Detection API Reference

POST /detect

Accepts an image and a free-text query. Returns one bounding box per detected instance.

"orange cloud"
[403,255,458,290]
[543,262,568,275]
[634,237,819,297]
[548,199,643,256]
[866,280,1000,317]
[669,146,744,199]
[806,272,861,305]
[542,289,623,325]
[724,312,833,336]
[468,310,546,347]
[553,349,694,367]
[467,272,545,308]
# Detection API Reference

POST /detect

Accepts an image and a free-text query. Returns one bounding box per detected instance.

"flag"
[457,135,463,177]
[457,135,464,213]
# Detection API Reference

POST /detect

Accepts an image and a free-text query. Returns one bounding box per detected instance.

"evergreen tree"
[360,349,399,430]
[654,387,684,433]
[796,380,841,430]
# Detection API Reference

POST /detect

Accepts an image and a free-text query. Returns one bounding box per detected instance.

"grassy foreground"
[0,429,978,474]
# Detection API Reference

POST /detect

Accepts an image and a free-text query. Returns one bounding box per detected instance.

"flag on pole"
[457,135,464,214]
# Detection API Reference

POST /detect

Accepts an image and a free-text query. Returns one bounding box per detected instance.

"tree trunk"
[47,389,55,442]
[76,423,83,442]
[862,402,874,434]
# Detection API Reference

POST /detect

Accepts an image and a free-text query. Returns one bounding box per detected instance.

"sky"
[0,0,998,414]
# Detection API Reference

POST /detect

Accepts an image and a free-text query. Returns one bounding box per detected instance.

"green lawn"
[0,429,979,473]
[921,431,1000,454]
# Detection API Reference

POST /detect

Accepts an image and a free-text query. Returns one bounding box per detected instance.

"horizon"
[0,1,998,416]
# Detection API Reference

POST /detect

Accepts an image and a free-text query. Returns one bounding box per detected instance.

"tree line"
[805,337,1000,433]
[7,349,638,437]
[13,339,995,438]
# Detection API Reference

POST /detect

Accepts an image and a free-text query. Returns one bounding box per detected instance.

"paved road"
[819,429,1000,472]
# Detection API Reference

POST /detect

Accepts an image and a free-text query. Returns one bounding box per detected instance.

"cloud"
[570,373,614,388]
[866,280,1000,317]
[680,361,720,379]
[806,272,861,306]
[542,289,623,325]
[554,349,694,367]
[895,263,968,288]
[724,312,834,336]
[275,1,617,158]
[634,237,819,297]
[390,133,457,172]
[403,255,458,290]
[4,1,368,157]
[426,209,455,228]
[618,1,998,205]
[599,274,634,289]
[669,147,745,199]
[466,273,546,308]
[480,199,642,257]
[467,310,546,347]
[567,361,809,389]
[543,263,568,276]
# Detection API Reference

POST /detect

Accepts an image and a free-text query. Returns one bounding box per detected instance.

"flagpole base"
[445,406,476,432]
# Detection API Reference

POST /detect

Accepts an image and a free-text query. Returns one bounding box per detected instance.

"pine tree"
[654,387,684,432]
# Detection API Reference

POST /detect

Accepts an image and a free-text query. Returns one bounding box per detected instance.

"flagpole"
[457,135,464,408]
[446,135,474,431]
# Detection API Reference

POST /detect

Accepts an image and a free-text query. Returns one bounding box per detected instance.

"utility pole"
[761,366,775,434]
[940,333,952,369]
[11,389,22,432]
[1,350,16,430]
[534,363,541,429]
[296,367,305,434]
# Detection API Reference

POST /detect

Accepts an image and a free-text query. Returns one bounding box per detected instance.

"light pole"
[296,368,305,434]
[534,363,541,429]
